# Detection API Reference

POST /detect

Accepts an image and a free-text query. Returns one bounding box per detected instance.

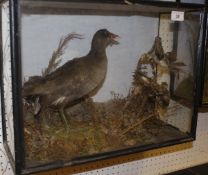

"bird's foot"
[34,116,43,133]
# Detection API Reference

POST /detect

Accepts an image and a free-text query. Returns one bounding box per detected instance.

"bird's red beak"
[109,32,120,39]
[109,32,120,45]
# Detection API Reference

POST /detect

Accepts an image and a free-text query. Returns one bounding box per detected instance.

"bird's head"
[91,29,120,51]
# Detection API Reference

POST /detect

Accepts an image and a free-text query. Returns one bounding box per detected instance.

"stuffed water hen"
[23,29,119,129]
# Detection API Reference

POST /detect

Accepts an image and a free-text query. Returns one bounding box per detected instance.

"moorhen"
[23,29,120,129]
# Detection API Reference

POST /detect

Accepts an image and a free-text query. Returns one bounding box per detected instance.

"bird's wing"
[45,57,80,81]
[27,57,82,96]
[29,56,106,103]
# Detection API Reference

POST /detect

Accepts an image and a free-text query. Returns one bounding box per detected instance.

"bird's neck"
[88,45,107,58]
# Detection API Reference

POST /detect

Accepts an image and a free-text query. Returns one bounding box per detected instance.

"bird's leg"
[31,97,43,132]
[34,97,41,116]
[59,107,69,130]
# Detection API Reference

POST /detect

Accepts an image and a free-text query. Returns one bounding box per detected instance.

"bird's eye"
[103,30,109,37]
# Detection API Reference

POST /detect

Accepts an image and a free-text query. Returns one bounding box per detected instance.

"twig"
[42,33,83,76]
[120,96,148,137]
[120,114,154,137]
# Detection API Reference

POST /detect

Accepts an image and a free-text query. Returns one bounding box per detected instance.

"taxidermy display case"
[0,0,206,174]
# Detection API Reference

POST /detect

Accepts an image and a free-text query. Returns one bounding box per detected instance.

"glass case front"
[181,0,205,4]
[0,0,205,174]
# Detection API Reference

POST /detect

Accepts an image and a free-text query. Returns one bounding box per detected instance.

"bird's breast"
[84,56,107,97]
[91,58,107,81]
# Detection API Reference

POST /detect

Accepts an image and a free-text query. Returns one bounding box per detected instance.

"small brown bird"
[23,29,119,129]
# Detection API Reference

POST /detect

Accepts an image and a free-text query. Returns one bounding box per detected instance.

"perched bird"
[148,36,164,61]
[23,29,119,129]
[138,36,164,78]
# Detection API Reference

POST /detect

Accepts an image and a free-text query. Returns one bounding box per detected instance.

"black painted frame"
[200,9,208,109]
[0,0,206,174]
